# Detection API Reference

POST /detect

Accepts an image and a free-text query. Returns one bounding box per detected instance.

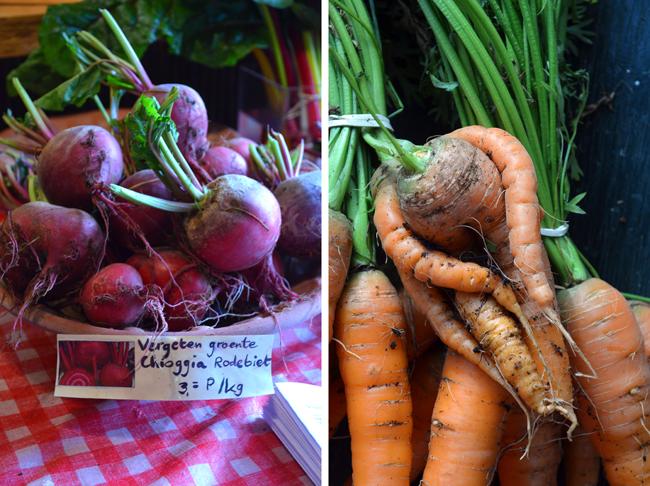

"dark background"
[570,0,650,299]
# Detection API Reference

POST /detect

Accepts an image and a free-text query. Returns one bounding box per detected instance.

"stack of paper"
[263,382,324,485]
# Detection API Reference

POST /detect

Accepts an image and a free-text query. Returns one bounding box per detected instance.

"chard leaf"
[38,0,167,78]
[34,67,102,111]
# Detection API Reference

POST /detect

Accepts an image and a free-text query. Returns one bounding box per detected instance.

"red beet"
[273,169,321,261]
[59,367,95,386]
[98,362,132,387]
[36,126,124,211]
[73,341,112,373]
[198,146,248,180]
[80,264,147,329]
[142,84,209,161]
[109,170,174,250]
[183,175,281,273]
[0,202,105,304]
[222,137,257,165]
[127,249,215,331]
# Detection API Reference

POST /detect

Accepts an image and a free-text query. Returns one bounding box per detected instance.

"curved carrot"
[446,126,580,436]
[334,267,412,485]
[399,286,438,362]
[445,126,554,323]
[421,349,512,486]
[558,278,650,485]
[329,208,353,342]
[563,424,600,486]
[454,291,548,416]
[497,407,563,486]
[409,342,446,482]
[371,162,525,324]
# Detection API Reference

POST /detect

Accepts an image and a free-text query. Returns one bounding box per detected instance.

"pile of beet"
[0,14,321,338]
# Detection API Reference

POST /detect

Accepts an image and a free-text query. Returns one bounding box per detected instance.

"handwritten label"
[54,334,275,401]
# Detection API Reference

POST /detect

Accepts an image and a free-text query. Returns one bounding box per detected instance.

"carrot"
[371,161,526,326]
[446,126,580,436]
[563,424,601,486]
[453,291,548,417]
[329,208,353,342]
[446,126,555,327]
[421,349,512,486]
[334,267,412,485]
[497,408,563,486]
[558,278,650,485]
[629,299,650,360]
[408,342,446,482]
[399,286,438,362]
[394,136,502,257]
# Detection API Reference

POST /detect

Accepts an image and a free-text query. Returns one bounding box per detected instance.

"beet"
[198,146,248,180]
[183,175,281,273]
[142,84,209,161]
[36,126,123,211]
[98,362,132,387]
[0,202,105,304]
[73,341,112,373]
[59,367,95,387]
[273,170,321,261]
[81,264,147,329]
[109,170,173,249]
[126,249,215,331]
[222,137,257,165]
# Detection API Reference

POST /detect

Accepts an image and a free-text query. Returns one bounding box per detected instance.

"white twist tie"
[328,114,394,131]
[540,223,569,237]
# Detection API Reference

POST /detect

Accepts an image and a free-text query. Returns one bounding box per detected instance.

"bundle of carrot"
[328,1,650,485]
[252,2,321,150]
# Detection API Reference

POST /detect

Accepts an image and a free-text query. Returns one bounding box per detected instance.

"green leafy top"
[7,0,318,98]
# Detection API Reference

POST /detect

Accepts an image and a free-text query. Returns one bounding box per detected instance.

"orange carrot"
[334,268,412,485]
[399,286,438,362]
[497,408,563,486]
[329,208,353,342]
[558,278,650,485]
[373,162,577,431]
[421,349,512,486]
[371,161,526,326]
[435,127,578,436]
[454,291,548,417]
[563,424,600,486]
[446,126,554,322]
[629,299,650,360]
[408,342,446,482]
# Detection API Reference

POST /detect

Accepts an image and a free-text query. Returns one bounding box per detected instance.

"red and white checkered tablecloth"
[0,314,322,486]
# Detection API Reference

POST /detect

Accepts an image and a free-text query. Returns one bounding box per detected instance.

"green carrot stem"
[329,47,425,173]
[418,0,492,126]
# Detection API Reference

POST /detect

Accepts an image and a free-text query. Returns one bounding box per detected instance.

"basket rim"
[0,277,321,337]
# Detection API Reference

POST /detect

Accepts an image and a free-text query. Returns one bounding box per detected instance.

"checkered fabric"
[0,314,322,486]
